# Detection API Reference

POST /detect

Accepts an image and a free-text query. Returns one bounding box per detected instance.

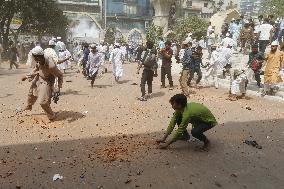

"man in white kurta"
[44,40,58,64]
[57,45,71,73]
[221,33,237,49]
[203,45,220,88]
[87,45,101,87]
[110,43,123,82]
[97,43,108,74]
[228,70,248,101]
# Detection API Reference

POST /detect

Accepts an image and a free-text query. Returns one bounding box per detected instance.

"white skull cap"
[31,46,44,56]
[48,40,56,46]
[271,41,279,46]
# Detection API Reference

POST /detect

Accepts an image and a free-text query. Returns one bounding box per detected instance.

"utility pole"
[104,0,107,29]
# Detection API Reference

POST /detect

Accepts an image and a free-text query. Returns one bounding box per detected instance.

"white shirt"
[221,37,236,48]
[280,19,284,30]
[258,23,273,40]
[44,48,58,63]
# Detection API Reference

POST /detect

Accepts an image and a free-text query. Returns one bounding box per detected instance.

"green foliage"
[146,24,163,46]
[0,0,68,48]
[104,27,115,44]
[262,0,284,17]
[173,16,208,42]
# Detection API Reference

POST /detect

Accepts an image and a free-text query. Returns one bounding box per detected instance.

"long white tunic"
[221,37,236,48]
[44,48,58,64]
[87,51,101,76]
[58,50,71,70]
[231,72,247,95]
[216,47,233,69]
[110,47,123,78]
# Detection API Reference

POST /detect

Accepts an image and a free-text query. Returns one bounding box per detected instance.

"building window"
[204,2,208,7]
[186,0,192,7]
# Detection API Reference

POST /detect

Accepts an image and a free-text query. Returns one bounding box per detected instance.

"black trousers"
[176,114,212,142]
[188,67,202,85]
[90,71,98,86]
[258,40,269,54]
[191,123,213,142]
[254,70,264,87]
[10,60,18,69]
[161,66,173,86]
[140,69,154,96]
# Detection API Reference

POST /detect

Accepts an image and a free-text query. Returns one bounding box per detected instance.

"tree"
[146,24,163,46]
[262,0,284,17]
[173,16,207,42]
[0,0,68,49]
[104,27,115,44]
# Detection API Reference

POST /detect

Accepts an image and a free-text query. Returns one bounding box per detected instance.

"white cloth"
[207,25,213,36]
[120,46,127,60]
[179,49,185,61]
[87,51,101,76]
[258,23,273,40]
[207,33,216,46]
[26,51,34,68]
[44,48,58,63]
[58,50,71,70]
[110,47,123,79]
[231,72,247,95]
[203,50,220,88]
[216,47,233,69]
[31,46,44,55]
[221,37,236,48]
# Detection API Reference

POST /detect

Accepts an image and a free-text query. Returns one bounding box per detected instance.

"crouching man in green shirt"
[157,94,217,150]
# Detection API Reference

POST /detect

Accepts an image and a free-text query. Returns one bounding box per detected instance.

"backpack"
[251,58,262,72]
[141,49,156,68]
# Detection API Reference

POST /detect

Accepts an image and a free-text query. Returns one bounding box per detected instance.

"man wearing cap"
[227,69,248,101]
[44,40,70,66]
[221,33,236,49]
[262,41,284,96]
[21,46,63,121]
[110,43,123,82]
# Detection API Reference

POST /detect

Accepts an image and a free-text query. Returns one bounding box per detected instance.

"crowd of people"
[0,13,284,150]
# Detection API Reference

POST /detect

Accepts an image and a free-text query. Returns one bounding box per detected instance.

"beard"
[271,48,277,53]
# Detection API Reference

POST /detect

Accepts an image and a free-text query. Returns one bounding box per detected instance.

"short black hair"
[169,94,187,108]
[146,41,154,49]
[196,46,202,50]
[165,41,171,46]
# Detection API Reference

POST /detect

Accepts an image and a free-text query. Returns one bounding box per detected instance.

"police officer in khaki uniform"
[22,46,63,121]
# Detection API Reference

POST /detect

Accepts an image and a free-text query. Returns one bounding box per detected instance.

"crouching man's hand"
[157,141,171,149]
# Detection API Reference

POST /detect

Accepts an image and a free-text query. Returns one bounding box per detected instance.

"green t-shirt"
[166,102,217,143]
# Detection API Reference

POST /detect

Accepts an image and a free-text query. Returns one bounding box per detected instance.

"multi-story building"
[240,0,264,18]
[214,0,240,11]
[179,0,215,19]
[106,0,152,34]
[57,0,103,42]
[57,0,152,43]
